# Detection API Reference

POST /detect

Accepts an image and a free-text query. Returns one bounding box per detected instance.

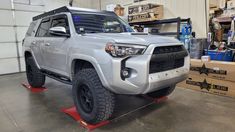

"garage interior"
[1,0,235,132]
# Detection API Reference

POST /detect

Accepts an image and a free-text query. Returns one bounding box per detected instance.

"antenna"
[69,0,73,7]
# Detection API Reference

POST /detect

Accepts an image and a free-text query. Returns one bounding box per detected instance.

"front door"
[40,14,70,76]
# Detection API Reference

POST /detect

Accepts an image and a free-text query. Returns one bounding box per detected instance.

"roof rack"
[33,6,70,21]
[33,6,116,21]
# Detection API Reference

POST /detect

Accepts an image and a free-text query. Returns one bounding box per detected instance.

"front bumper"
[98,44,190,94]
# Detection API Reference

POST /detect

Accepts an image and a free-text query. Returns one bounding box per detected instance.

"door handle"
[45,43,50,46]
[31,41,36,45]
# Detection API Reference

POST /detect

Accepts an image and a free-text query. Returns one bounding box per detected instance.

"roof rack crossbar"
[33,6,70,21]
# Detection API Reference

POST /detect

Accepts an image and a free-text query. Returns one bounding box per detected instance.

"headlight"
[105,43,147,57]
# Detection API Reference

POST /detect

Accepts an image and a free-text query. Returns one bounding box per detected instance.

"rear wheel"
[25,56,45,87]
[147,85,176,98]
[72,68,115,124]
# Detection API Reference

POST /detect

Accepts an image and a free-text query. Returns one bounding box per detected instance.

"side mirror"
[49,26,70,37]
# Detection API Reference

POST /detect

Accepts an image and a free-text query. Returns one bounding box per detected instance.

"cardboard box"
[128,12,163,23]
[128,4,163,15]
[128,3,163,23]
[177,74,235,98]
[227,0,235,9]
[190,59,235,82]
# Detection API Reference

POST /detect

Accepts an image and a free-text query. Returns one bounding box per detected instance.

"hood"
[85,32,180,45]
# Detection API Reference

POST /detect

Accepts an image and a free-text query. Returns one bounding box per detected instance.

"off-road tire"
[72,68,115,124]
[25,56,45,87]
[147,85,176,98]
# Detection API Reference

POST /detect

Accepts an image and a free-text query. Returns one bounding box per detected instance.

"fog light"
[122,69,130,78]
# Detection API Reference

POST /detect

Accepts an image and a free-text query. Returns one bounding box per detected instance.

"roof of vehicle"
[33,6,116,21]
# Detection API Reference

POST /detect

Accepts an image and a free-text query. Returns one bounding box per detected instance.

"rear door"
[32,18,51,68]
[40,14,70,76]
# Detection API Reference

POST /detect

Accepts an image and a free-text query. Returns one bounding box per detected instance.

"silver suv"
[23,6,190,124]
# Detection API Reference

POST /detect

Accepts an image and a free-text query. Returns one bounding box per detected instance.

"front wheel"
[72,68,115,124]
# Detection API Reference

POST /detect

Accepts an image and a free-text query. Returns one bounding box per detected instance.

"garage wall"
[0,0,92,75]
[94,0,208,38]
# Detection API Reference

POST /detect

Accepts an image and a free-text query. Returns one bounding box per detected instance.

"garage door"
[0,0,45,75]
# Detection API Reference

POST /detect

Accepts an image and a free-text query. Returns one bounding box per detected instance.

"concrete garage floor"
[0,73,235,132]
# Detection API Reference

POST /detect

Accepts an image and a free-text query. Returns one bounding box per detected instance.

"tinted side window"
[51,15,70,34]
[26,21,37,36]
[36,18,51,37]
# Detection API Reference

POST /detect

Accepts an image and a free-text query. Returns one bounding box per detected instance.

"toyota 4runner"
[23,6,190,124]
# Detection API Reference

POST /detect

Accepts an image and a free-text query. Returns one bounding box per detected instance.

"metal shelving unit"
[129,17,191,40]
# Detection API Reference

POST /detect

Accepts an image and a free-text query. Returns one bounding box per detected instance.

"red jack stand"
[142,95,168,104]
[154,96,168,103]
[61,106,110,131]
[21,82,48,93]
[61,96,167,131]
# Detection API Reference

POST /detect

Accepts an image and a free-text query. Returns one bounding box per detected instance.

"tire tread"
[73,68,115,124]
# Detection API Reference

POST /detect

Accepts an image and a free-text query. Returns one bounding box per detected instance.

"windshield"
[72,13,134,33]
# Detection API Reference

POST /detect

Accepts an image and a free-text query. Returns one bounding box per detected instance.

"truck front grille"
[152,45,184,54]
[149,58,184,73]
[149,45,187,74]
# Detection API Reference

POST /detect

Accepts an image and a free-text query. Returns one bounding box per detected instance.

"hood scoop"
[131,32,148,35]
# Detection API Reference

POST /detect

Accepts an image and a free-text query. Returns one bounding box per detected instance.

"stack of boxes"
[177,59,235,98]
[114,4,125,16]
[227,0,235,9]
[128,3,163,23]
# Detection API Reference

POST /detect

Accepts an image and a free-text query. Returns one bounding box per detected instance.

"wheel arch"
[24,51,32,59]
[71,59,94,78]
[24,50,41,69]
[70,56,108,88]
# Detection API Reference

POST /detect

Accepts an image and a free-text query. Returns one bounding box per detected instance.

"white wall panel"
[43,0,70,11]
[43,0,92,11]
[0,0,12,9]
[15,11,40,26]
[0,58,19,74]
[14,3,45,12]
[0,10,14,25]
[0,0,95,75]
[13,0,44,6]
[0,43,17,58]
[73,0,92,8]
[13,0,29,4]
[20,57,25,72]
[30,0,44,6]
[0,27,15,42]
